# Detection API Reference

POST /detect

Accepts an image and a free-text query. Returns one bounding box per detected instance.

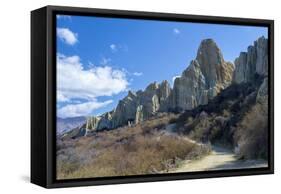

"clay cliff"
[170,39,234,111]
[64,36,268,135]
[233,36,268,84]
[85,80,172,133]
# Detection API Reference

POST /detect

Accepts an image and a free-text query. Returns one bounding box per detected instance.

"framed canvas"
[31,5,274,188]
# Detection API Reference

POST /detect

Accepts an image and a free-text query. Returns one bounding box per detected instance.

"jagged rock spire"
[233,36,268,84]
[170,39,234,111]
[82,37,266,133]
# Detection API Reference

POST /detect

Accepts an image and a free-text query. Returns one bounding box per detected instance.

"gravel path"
[170,145,268,172]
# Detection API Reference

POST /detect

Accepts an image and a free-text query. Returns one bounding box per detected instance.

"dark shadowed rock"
[256,77,268,103]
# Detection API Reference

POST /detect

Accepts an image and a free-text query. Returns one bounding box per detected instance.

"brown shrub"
[188,116,212,142]
[56,112,211,179]
[141,113,176,133]
[234,101,268,159]
[57,131,210,179]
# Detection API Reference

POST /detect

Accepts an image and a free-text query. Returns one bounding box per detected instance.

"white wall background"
[0,0,279,193]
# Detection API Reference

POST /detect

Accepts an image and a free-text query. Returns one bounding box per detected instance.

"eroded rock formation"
[72,37,268,134]
[170,39,234,111]
[85,80,172,131]
[233,36,268,84]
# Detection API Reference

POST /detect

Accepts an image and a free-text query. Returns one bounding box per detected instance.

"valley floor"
[169,145,268,173]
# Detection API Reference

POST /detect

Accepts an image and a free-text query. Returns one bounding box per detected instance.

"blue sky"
[56,14,268,118]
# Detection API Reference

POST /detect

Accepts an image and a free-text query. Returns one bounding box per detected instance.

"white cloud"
[133,72,143,76]
[173,28,180,35]
[57,92,70,102]
[172,75,181,83]
[110,44,117,52]
[57,53,129,117]
[109,44,129,52]
[88,61,95,69]
[57,100,113,118]
[100,57,112,65]
[57,15,72,20]
[57,53,129,102]
[57,28,78,45]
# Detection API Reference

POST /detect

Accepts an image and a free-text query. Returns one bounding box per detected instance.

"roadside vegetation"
[57,113,210,179]
[170,77,268,160]
[57,77,268,179]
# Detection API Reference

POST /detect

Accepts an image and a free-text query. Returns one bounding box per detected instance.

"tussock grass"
[234,101,268,159]
[57,113,210,179]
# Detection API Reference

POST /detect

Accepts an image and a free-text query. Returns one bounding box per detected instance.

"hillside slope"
[57,36,269,178]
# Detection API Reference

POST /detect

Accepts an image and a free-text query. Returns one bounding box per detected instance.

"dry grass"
[57,113,210,179]
[234,101,268,159]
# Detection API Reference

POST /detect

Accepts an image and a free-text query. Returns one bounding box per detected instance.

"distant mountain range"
[56,116,86,135]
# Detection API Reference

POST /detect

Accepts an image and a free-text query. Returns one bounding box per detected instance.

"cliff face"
[85,80,172,132]
[170,60,207,110]
[196,39,234,88]
[71,36,268,134]
[170,39,234,111]
[232,36,268,113]
[233,36,268,84]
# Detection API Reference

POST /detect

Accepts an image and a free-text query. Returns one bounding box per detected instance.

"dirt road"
[170,145,267,173]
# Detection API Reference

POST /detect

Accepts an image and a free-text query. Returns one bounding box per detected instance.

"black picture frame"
[31,5,274,188]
